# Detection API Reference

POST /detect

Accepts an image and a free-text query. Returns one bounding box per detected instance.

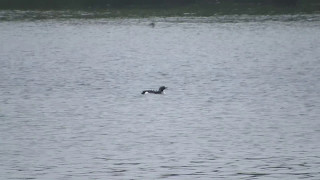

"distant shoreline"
[0,0,319,18]
[1,10,319,22]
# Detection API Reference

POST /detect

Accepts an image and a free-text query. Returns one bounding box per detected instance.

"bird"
[141,86,167,94]
[149,22,155,28]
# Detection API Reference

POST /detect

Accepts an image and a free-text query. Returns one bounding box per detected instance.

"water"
[1,14,320,179]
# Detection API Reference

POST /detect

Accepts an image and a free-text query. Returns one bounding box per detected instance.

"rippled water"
[1,14,320,179]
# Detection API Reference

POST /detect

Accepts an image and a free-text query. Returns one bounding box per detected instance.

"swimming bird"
[141,86,167,94]
[149,22,155,28]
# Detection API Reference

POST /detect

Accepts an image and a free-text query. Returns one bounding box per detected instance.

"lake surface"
[1,13,320,179]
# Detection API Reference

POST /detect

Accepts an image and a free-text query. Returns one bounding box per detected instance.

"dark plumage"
[149,22,155,28]
[141,86,167,94]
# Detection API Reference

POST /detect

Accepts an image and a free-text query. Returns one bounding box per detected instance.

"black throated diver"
[141,86,167,94]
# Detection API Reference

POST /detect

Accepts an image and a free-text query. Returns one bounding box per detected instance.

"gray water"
[1,14,320,179]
